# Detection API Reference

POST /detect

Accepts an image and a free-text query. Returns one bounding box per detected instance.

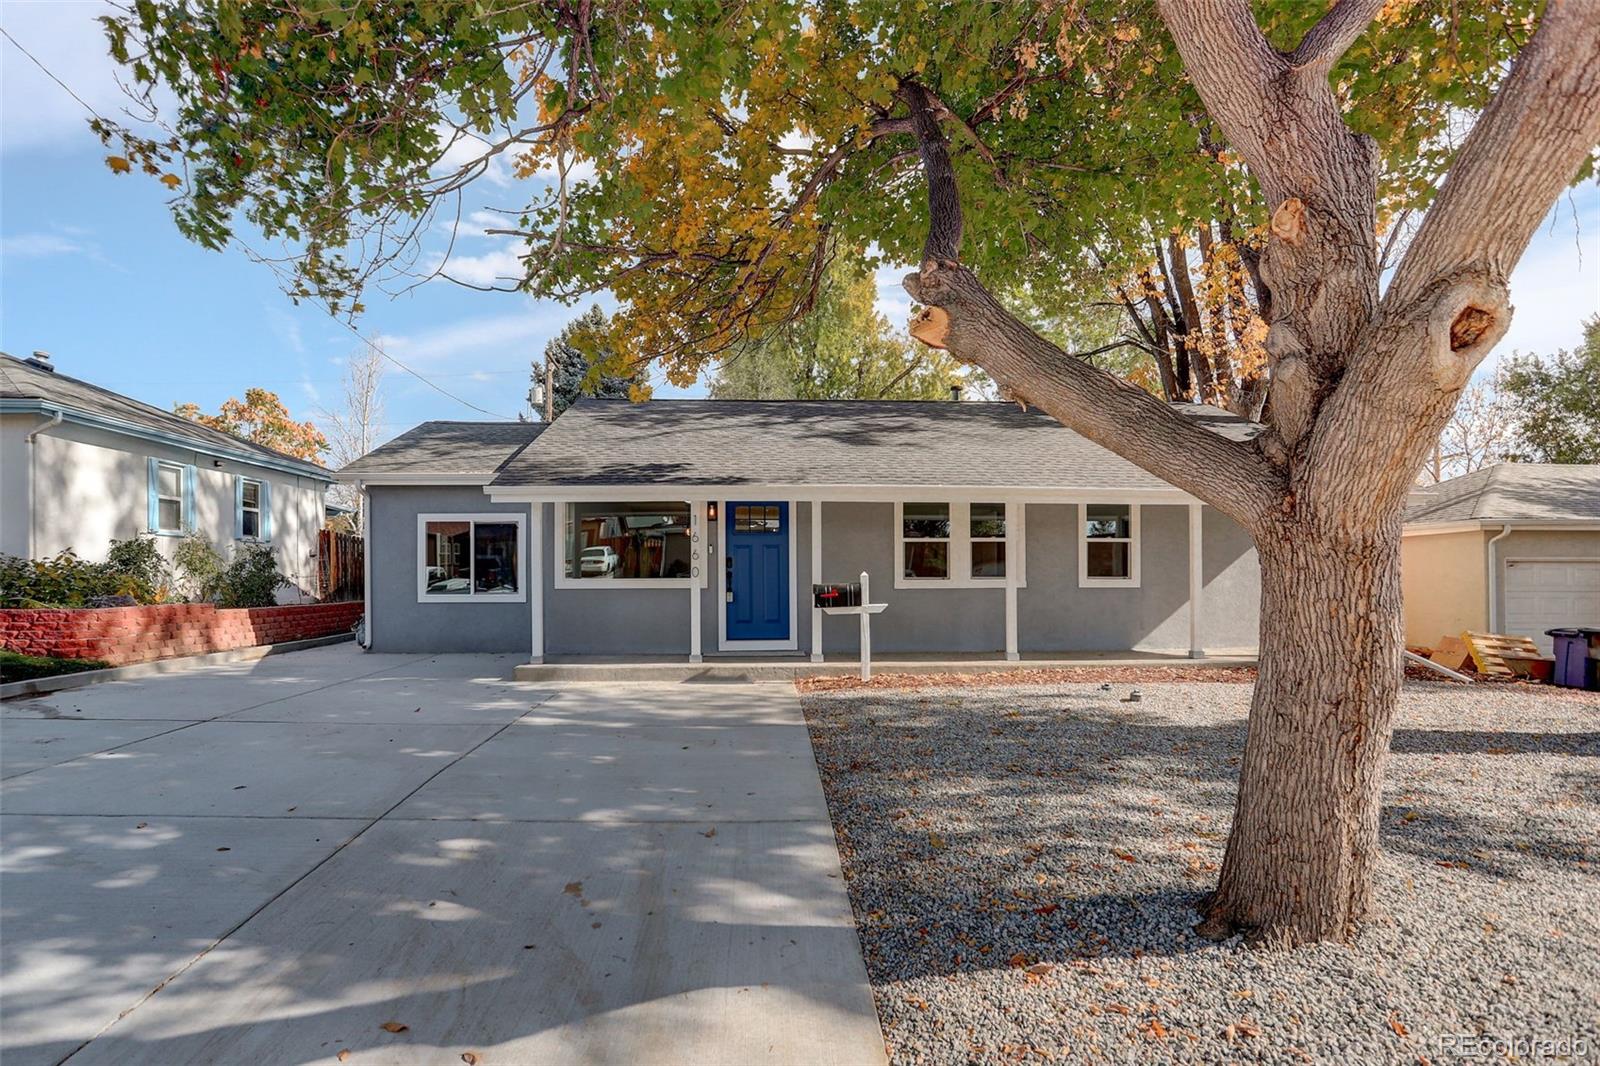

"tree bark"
[899,0,1600,949]
[1198,519,1402,945]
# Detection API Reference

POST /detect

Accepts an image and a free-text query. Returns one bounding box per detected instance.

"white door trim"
[716,497,800,653]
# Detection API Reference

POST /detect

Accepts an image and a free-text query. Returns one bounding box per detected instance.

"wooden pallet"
[1462,631,1542,678]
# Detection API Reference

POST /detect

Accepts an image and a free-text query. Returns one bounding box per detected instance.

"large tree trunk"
[1199,521,1403,945]
[900,0,1600,948]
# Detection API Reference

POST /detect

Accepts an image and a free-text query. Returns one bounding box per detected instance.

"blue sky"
[2,1,1597,453]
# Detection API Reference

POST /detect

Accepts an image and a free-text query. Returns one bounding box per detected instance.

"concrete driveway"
[0,646,885,1066]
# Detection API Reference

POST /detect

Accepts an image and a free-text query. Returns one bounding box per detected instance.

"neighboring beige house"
[1403,464,1600,655]
[1,351,333,600]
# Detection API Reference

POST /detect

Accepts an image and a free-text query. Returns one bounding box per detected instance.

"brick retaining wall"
[0,602,364,666]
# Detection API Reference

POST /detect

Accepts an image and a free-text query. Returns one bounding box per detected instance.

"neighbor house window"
[417,513,524,601]
[1080,503,1140,587]
[900,502,950,580]
[147,459,192,534]
[237,477,269,540]
[562,502,696,583]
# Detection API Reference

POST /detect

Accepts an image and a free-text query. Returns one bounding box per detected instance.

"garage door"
[1503,559,1600,655]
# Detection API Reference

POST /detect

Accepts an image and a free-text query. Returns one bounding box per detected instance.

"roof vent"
[24,350,54,373]
[949,383,963,402]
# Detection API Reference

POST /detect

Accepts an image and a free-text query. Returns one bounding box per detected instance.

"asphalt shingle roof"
[338,420,547,477]
[1405,463,1600,524]
[0,352,330,478]
[488,398,1260,490]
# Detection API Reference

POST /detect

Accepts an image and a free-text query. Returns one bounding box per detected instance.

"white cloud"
[0,232,85,258]
[0,1,128,155]
[375,308,566,366]
[426,241,530,287]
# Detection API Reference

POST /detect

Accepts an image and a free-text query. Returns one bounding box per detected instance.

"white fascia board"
[1403,519,1600,537]
[486,483,1197,504]
[341,472,492,486]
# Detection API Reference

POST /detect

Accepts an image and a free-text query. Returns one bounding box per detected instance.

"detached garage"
[1402,464,1600,655]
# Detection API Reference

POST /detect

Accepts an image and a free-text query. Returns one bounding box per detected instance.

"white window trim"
[893,500,1025,590]
[153,460,186,535]
[239,477,264,542]
[1078,502,1141,588]
[552,501,709,590]
[416,512,528,603]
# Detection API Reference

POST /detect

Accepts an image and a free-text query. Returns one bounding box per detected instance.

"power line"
[3,24,521,422]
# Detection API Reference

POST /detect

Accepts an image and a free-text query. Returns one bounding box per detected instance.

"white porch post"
[689,500,703,663]
[1005,502,1020,661]
[810,500,824,663]
[1188,501,1203,659]
[529,501,544,664]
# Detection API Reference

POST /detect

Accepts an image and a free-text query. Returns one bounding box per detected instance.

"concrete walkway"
[0,646,885,1066]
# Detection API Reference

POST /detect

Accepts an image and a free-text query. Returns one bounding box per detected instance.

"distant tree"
[539,306,647,419]
[711,252,962,400]
[176,389,327,462]
[319,343,387,525]
[1420,378,1513,484]
[1497,316,1600,464]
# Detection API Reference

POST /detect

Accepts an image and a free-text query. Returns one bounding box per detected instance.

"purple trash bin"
[1546,628,1600,689]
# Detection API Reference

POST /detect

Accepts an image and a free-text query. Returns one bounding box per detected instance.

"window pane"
[903,540,948,579]
[474,522,519,593]
[971,540,1006,578]
[971,502,1006,539]
[733,504,783,534]
[1086,541,1130,579]
[158,465,181,498]
[242,510,261,538]
[1086,504,1131,539]
[567,502,693,579]
[158,498,182,531]
[242,480,260,509]
[902,502,949,539]
[424,521,471,594]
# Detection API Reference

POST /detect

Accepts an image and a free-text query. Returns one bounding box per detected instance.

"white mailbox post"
[820,570,888,681]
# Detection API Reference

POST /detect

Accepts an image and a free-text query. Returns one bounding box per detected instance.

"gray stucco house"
[1,351,332,599]
[339,400,1262,662]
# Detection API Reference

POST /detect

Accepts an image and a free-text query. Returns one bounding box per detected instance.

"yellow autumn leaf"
[159,173,182,189]
[106,155,132,174]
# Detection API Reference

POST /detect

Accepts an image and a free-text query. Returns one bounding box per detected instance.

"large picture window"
[1079,503,1140,587]
[893,501,1019,588]
[562,502,696,583]
[417,513,524,601]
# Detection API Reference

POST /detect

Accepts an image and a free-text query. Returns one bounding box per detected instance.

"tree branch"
[901,81,963,262]
[1385,0,1600,312]
[1288,0,1386,69]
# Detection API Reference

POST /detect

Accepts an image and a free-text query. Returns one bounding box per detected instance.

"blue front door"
[726,502,790,641]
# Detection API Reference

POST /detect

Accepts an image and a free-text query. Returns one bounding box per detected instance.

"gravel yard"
[801,679,1600,1065]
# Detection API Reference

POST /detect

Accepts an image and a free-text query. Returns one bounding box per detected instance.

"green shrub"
[173,535,225,601]
[0,649,110,682]
[106,536,172,598]
[215,544,290,607]
[0,550,143,608]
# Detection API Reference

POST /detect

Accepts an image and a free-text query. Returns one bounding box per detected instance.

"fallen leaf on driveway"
[1025,962,1054,975]
[1111,850,1138,863]
[336,1051,350,1062]
[1033,903,1059,916]
[701,827,717,838]
[380,1021,409,1034]
[461,1053,480,1065]
[563,882,582,896]
[1388,1012,1409,1037]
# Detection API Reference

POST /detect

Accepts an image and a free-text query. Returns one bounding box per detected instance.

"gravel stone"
[800,678,1600,1065]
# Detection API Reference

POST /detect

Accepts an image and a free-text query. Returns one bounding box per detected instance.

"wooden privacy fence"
[318,529,364,602]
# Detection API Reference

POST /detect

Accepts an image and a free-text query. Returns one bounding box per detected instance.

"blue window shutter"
[234,476,245,540]
[260,480,273,542]
[146,458,160,532]
[184,466,197,532]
